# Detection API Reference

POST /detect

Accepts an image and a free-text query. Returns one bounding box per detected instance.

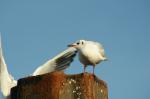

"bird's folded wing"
[32,47,77,76]
[91,41,106,58]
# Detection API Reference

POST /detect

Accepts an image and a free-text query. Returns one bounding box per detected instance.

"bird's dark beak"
[68,44,76,47]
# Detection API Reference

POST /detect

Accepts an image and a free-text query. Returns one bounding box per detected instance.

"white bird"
[68,40,107,74]
[0,36,77,99]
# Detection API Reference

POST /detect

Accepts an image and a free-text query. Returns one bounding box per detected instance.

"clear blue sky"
[0,0,150,99]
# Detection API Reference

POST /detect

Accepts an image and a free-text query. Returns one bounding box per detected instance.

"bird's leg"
[92,65,95,75]
[83,65,86,73]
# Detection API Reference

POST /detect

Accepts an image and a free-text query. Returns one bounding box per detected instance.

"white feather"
[32,47,77,76]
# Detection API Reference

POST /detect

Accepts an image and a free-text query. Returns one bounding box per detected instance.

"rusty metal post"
[11,71,108,99]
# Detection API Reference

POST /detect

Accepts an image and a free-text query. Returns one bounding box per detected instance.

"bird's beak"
[67,44,76,47]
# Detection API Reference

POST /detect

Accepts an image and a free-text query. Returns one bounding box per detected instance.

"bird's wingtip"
[103,58,108,61]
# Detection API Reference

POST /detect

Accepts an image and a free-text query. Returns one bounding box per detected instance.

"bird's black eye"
[77,42,80,45]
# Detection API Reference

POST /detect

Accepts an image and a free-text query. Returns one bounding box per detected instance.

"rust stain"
[11,71,108,99]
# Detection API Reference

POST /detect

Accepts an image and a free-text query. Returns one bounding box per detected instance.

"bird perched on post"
[68,40,107,74]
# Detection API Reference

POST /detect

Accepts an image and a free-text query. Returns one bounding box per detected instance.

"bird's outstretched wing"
[32,47,77,76]
[0,35,17,98]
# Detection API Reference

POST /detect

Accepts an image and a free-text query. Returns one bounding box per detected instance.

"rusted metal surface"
[11,71,108,99]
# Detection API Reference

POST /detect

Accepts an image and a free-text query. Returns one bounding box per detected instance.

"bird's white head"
[68,40,86,50]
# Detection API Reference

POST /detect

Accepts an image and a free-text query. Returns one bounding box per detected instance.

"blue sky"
[0,0,150,99]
